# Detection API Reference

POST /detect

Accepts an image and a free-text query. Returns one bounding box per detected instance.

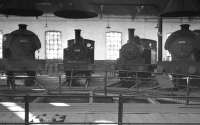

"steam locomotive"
[3,24,41,88]
[63,29,94,87]
[116,29,157,87]
[158,24,200,87]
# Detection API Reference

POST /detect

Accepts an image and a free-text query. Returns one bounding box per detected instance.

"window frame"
[45,30,62,59]
[0,30,3,59]
[105,31,122,60]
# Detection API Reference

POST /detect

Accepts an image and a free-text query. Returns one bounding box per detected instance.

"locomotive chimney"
[75,29,81,43]
[75,29,81,39]
[128,28,135,42]
[18,24,27,30]
[180,24,190,31]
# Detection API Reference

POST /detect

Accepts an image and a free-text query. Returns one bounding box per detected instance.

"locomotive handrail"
[59,65,200,78]
[5,75,36,78]
[62,71,200,78]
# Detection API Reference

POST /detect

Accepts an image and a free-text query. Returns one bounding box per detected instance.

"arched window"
[45,31,62,59]
[106,31,122,60]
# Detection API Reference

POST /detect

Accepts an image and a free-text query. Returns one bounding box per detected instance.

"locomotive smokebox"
[128,28,135,42]
[164,23,200,61]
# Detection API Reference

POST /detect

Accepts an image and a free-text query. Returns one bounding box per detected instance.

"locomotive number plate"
[74,49,81,52]
[178,41,186,44]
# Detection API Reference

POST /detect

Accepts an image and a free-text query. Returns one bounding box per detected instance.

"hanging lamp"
[0,0,43,17]
[160,0,200,17]
[54,0,98,19]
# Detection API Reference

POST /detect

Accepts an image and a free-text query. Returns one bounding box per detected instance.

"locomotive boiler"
[158,24,200,87]
[63,29,94,87]
[3,24,41,88]
[116,28,156,87]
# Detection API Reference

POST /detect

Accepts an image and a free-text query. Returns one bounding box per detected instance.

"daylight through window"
[45,31,62,59]
[106,31,122,60]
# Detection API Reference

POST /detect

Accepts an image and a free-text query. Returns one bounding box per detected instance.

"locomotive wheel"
[64,72,90,88]
[6,72,15,89]
[25,71,36,86]
[24,78,35,86]
[118,71,137,88]
[74,73,88,87]
[172,75,186,89]
[7,77,15,89]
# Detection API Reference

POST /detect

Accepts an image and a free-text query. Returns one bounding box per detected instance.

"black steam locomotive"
[63,29,94,87]
[3,24,41,88]
[158,24,200,87]
[116,29,157,87]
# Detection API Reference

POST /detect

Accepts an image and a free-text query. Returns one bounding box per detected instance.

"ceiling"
[36,0,168,17]
[0,0,200,19]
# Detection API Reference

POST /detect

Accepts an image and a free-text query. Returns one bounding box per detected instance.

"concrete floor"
[0,103,200,124]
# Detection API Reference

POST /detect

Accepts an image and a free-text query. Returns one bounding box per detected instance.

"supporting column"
[104,70,108,96]
[58,75,62,94]
[118,94,123,125]
[24,95,29,125]
[158,17,163,62]
[186,77,190,105]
